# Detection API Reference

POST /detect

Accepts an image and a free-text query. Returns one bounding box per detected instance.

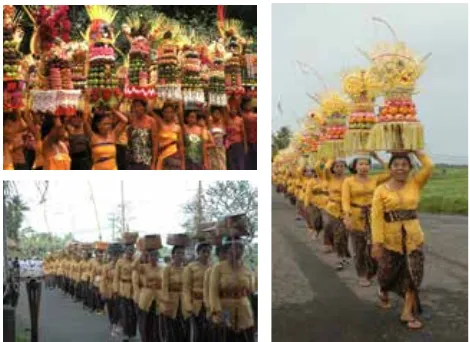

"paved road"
[272,190,468,342]
[15,283,117,341]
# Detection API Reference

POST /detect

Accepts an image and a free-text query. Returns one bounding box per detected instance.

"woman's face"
[162,106,175,122]
[70,115,82,127]
[333,161,346,176]
[173,248,185,265]
[125,247,134,260]
[356,159,370,176]
[187,112,197,125]
[133,101,145,116]
[149,250,159,265]
[243,102,253,112]
[198,246,211,263]
[212,109,222,121]
[97,116,113,135]
[390,157,411,182]
[198,117,206,127]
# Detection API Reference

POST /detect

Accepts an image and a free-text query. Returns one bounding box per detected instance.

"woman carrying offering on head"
[371,151,433,330]
[342,152,390,286]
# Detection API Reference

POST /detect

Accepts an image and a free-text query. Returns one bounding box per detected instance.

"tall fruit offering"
[122,14,155,100]
[219,20,245,97]
[3,5,26,111]
[85,5,120,107]
[342,68,380,154]
[316,91,350,159]
[156,28,182,101]
[181,44,205,109]
[242,35,257,98]
[365,36,429,151]
[207,40,227,107]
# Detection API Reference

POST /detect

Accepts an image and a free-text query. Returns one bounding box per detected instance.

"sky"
[14,180,247,244]
[272,4,468,164]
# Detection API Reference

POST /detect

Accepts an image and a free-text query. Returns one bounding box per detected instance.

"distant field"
[419,167,468,215]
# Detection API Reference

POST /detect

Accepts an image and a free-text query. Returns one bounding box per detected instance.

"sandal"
[359,278,371,287]
[335,262,344,271]
[377,289,391,309]
[400,316,423,330]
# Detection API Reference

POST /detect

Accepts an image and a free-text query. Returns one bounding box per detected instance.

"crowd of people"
[4,97,257,171]
[42,231,257,342]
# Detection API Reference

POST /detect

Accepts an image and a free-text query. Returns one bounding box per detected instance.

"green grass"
[419,168,468,215]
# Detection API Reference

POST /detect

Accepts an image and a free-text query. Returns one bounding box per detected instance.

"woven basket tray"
[166,233,190,246]
[216,213,249,237]
[144,235,162,250]
[122,232,139,245]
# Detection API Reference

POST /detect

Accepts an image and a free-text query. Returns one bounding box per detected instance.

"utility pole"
[88,182,102,241]
[195,181,203,229]
[3,187,8,282]
[107,213,117,241]
[121,181,126,233]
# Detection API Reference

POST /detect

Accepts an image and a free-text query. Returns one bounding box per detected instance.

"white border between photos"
[1,2,272,342]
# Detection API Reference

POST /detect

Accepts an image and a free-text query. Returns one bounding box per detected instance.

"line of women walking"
[274,151,433,330]
[43,234,257,342]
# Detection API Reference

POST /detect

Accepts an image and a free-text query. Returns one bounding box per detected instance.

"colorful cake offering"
[85,5,120,105]
[207,40,227,107]
[156,25,182,101]
[242,36,257,98]
[68,42,88,90]
[181,45,205,109]
[315,91,350,159]
[220,20,246,96]
[3,5,26,111]
[122,14,156,100]
[342,68,380,154]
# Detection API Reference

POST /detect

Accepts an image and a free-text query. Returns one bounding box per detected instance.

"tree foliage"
[182,181,258,237]
[4,181,29,242]
[18,228,74,258]
[272,126,293,159]
[182,181,258,269]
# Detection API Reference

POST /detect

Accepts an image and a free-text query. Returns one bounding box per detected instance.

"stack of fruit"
[128,37,150,85]
[182,48,205,108]
[225,53,244,96]
[3,40,23,80]
[242,37,257,97]
[3,5,26,111]
[85,5,120,105]
[207,41,227,107]
[325,114,348,140]
[124,35,155,99]
[87,47,119,104]
[378,96,418,123]
[61,66,73,90]
[70,42,87,90]
[157,44,181,100]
